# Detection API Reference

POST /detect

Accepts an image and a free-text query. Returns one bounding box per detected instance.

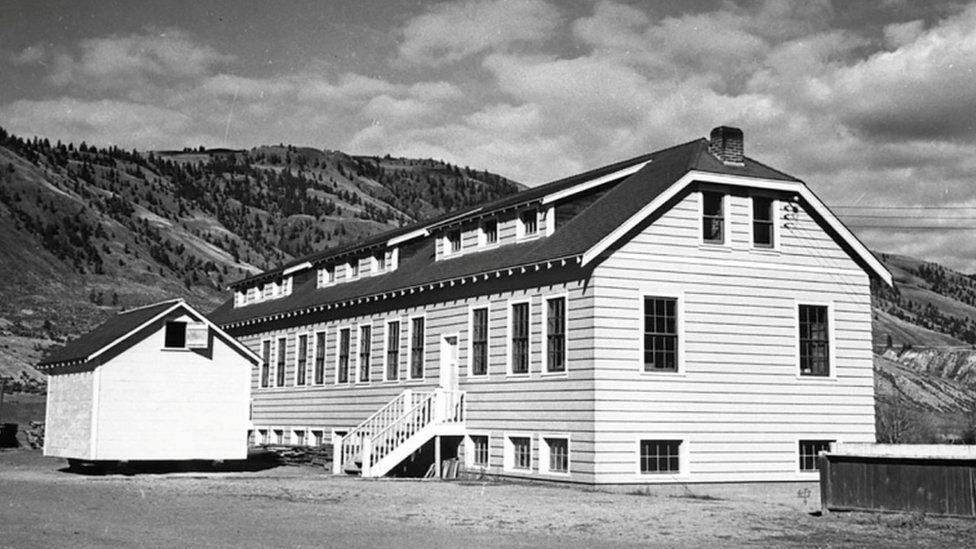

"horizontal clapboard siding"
[240,277,597,482]
[589,189,876,483]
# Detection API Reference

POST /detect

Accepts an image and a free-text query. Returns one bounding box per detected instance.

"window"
[799,305,830,377]
[258,429,269,445]
[294,429,306,446]
[753,197,775,248]
[318,266,335,287]
[639,440,681,474]
[314,331,325,384]
[273,429,284,445]
[510,302,530,374]
[448,230,461,253]
[410,317,425,379]
[386,320,400,381]
[702,191,725,244]
[471,308,489,376]
[348,260,359,279]
[247,429,255,446]
[799,440,833,471]
[470,435,489,468]
[374,250,386,272]
[511,436,531,470]
[311,430,324,447]
[483,219,498,245]
[644,297,678,372]
[164,321,186,349]
[263,282,275,300]
[543,437,569,474]
[519,209,538,237]
[296,334,308,386]
[546,297,566,373]
[359,325,372,382]
[260,340,271,388]
[338,328,351,383]
[276,337,286,387]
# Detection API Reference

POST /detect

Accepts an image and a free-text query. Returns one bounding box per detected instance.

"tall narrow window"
[338,328,351,383]
[471,308,489,376]
[471,435,489,467]
[260,340,271,388]
[359,325,372,382]
[296,334,308,386]
[799,440,833,471]
[276,337,286,387]
[702,192,724,244]
[386,321,400,381]
[799,305,830,376]
[410,317,425,379]
[374,250,386,272]
[327,266,336,284]
[644,297,678,372]
[546,297,566,372]
[483,219,498,245]
[753,197,774,248]
[349,260,359,279]
[639,440,681,474]
[510,302,530,374]
[520,209,538,236]
[314,331,325,384]
[448,230,461,253]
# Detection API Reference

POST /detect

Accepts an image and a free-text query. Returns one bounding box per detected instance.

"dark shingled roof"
[210,138,801,327]
[38,300,184,367]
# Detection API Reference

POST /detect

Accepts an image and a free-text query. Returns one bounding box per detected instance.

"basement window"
[799,440,833,472]
[639,439,681,474]
[164,321,187,349]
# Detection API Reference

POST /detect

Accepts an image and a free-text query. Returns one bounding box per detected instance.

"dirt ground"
[1,449,975,548]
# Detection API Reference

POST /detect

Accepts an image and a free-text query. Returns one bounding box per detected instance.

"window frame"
[408,315,426,381]
[797,439,835,473]
[275,336,287,387]
[517,208,539,239]
[373,250,386,273]
[506,299,532,377]
[539,434,570,476]
[468,305,490,378]
[699,190,728,246]
[465,432,491,469]
[641,294,684,375]
[796,302,835,380]
[294,332,309,387]
[542,294,568,375]
[163,321,188,349]
[384,319,401,382]
[636,438,685,476]
[259,338,272,389]
[357,323,372,383]
[447,229,462,255]
[504,433,533,472]
[750,196,778,250]
[480,219,498,247]
[336,326,352,384]
[312,330,326,385]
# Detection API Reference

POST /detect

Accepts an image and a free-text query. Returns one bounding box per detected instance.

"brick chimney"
[709,126,744,166]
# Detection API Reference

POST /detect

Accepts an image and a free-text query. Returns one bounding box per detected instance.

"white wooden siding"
[44,371,95,459]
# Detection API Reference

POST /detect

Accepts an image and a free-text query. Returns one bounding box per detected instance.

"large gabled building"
[210,127,891,484]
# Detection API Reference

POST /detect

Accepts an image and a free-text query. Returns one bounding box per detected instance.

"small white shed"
[38,299,259,462]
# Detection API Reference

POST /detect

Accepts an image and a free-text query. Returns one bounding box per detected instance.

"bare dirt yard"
[2,449,975,548]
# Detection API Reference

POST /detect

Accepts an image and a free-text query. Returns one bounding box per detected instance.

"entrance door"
[439,335,459,391]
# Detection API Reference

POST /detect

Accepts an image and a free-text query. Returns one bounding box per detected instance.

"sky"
[3,0,976,271]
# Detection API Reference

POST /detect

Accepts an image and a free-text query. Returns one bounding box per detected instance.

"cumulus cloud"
[9,43,49,65]
[396,0,560,66]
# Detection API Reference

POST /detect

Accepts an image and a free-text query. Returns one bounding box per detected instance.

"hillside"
[0,128,521,386]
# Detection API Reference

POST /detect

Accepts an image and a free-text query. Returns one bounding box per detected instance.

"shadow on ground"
[58,449,283,476]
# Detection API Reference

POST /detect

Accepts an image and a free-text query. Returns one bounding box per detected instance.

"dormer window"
[374,250,387,272]
[262,282,275,300]
[518,209,538,238]
[482,219,498,246]
[349,260,359,279]
[448,230,462,254]
[318,266,335,288]
[234,291,245,307]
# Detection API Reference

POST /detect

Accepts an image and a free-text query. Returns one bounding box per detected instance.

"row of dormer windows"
[235,277,294,307]
[315,247,399,289]
[439,206,546,260]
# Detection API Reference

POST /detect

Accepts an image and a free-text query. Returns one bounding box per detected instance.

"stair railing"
[366,391,437,473]
[335,389,414,474]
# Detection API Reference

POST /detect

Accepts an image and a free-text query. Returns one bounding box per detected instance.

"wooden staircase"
[334,389,465,477]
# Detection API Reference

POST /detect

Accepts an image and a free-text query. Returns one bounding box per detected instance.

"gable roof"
[38,299,260,370]
[211,136,890,329]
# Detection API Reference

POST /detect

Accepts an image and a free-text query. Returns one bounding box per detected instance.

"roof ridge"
[118,298,183,315]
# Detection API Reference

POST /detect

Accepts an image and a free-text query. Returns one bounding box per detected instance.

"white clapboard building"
[209,127,892,484]
[39,299,258,462]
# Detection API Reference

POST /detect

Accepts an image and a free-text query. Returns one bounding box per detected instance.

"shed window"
[702,192,725,243]
[164,321,187,349]
[753,197,775,248]
[799,305,830,376]
[546,297,566,372]
[338,328,351,383]
[799,440,833,471]
[359,325,372,382]
[276,337,286,387]
[471,308,489,376]
[639,440,681,474]
[510,303,529,374]
[644,297,678,372]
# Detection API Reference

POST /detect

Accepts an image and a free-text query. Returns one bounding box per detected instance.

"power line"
[846,225,976,230]
[829,205,976,210]
[838,215,976,220]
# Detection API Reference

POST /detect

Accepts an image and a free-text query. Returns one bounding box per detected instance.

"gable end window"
[753,197,775,248]
[799,440,834,471]
[639,439,681,474]
[164,321,187,349]
[702,191,725,244]
[799,305,830,377]
[644,297,678,372]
